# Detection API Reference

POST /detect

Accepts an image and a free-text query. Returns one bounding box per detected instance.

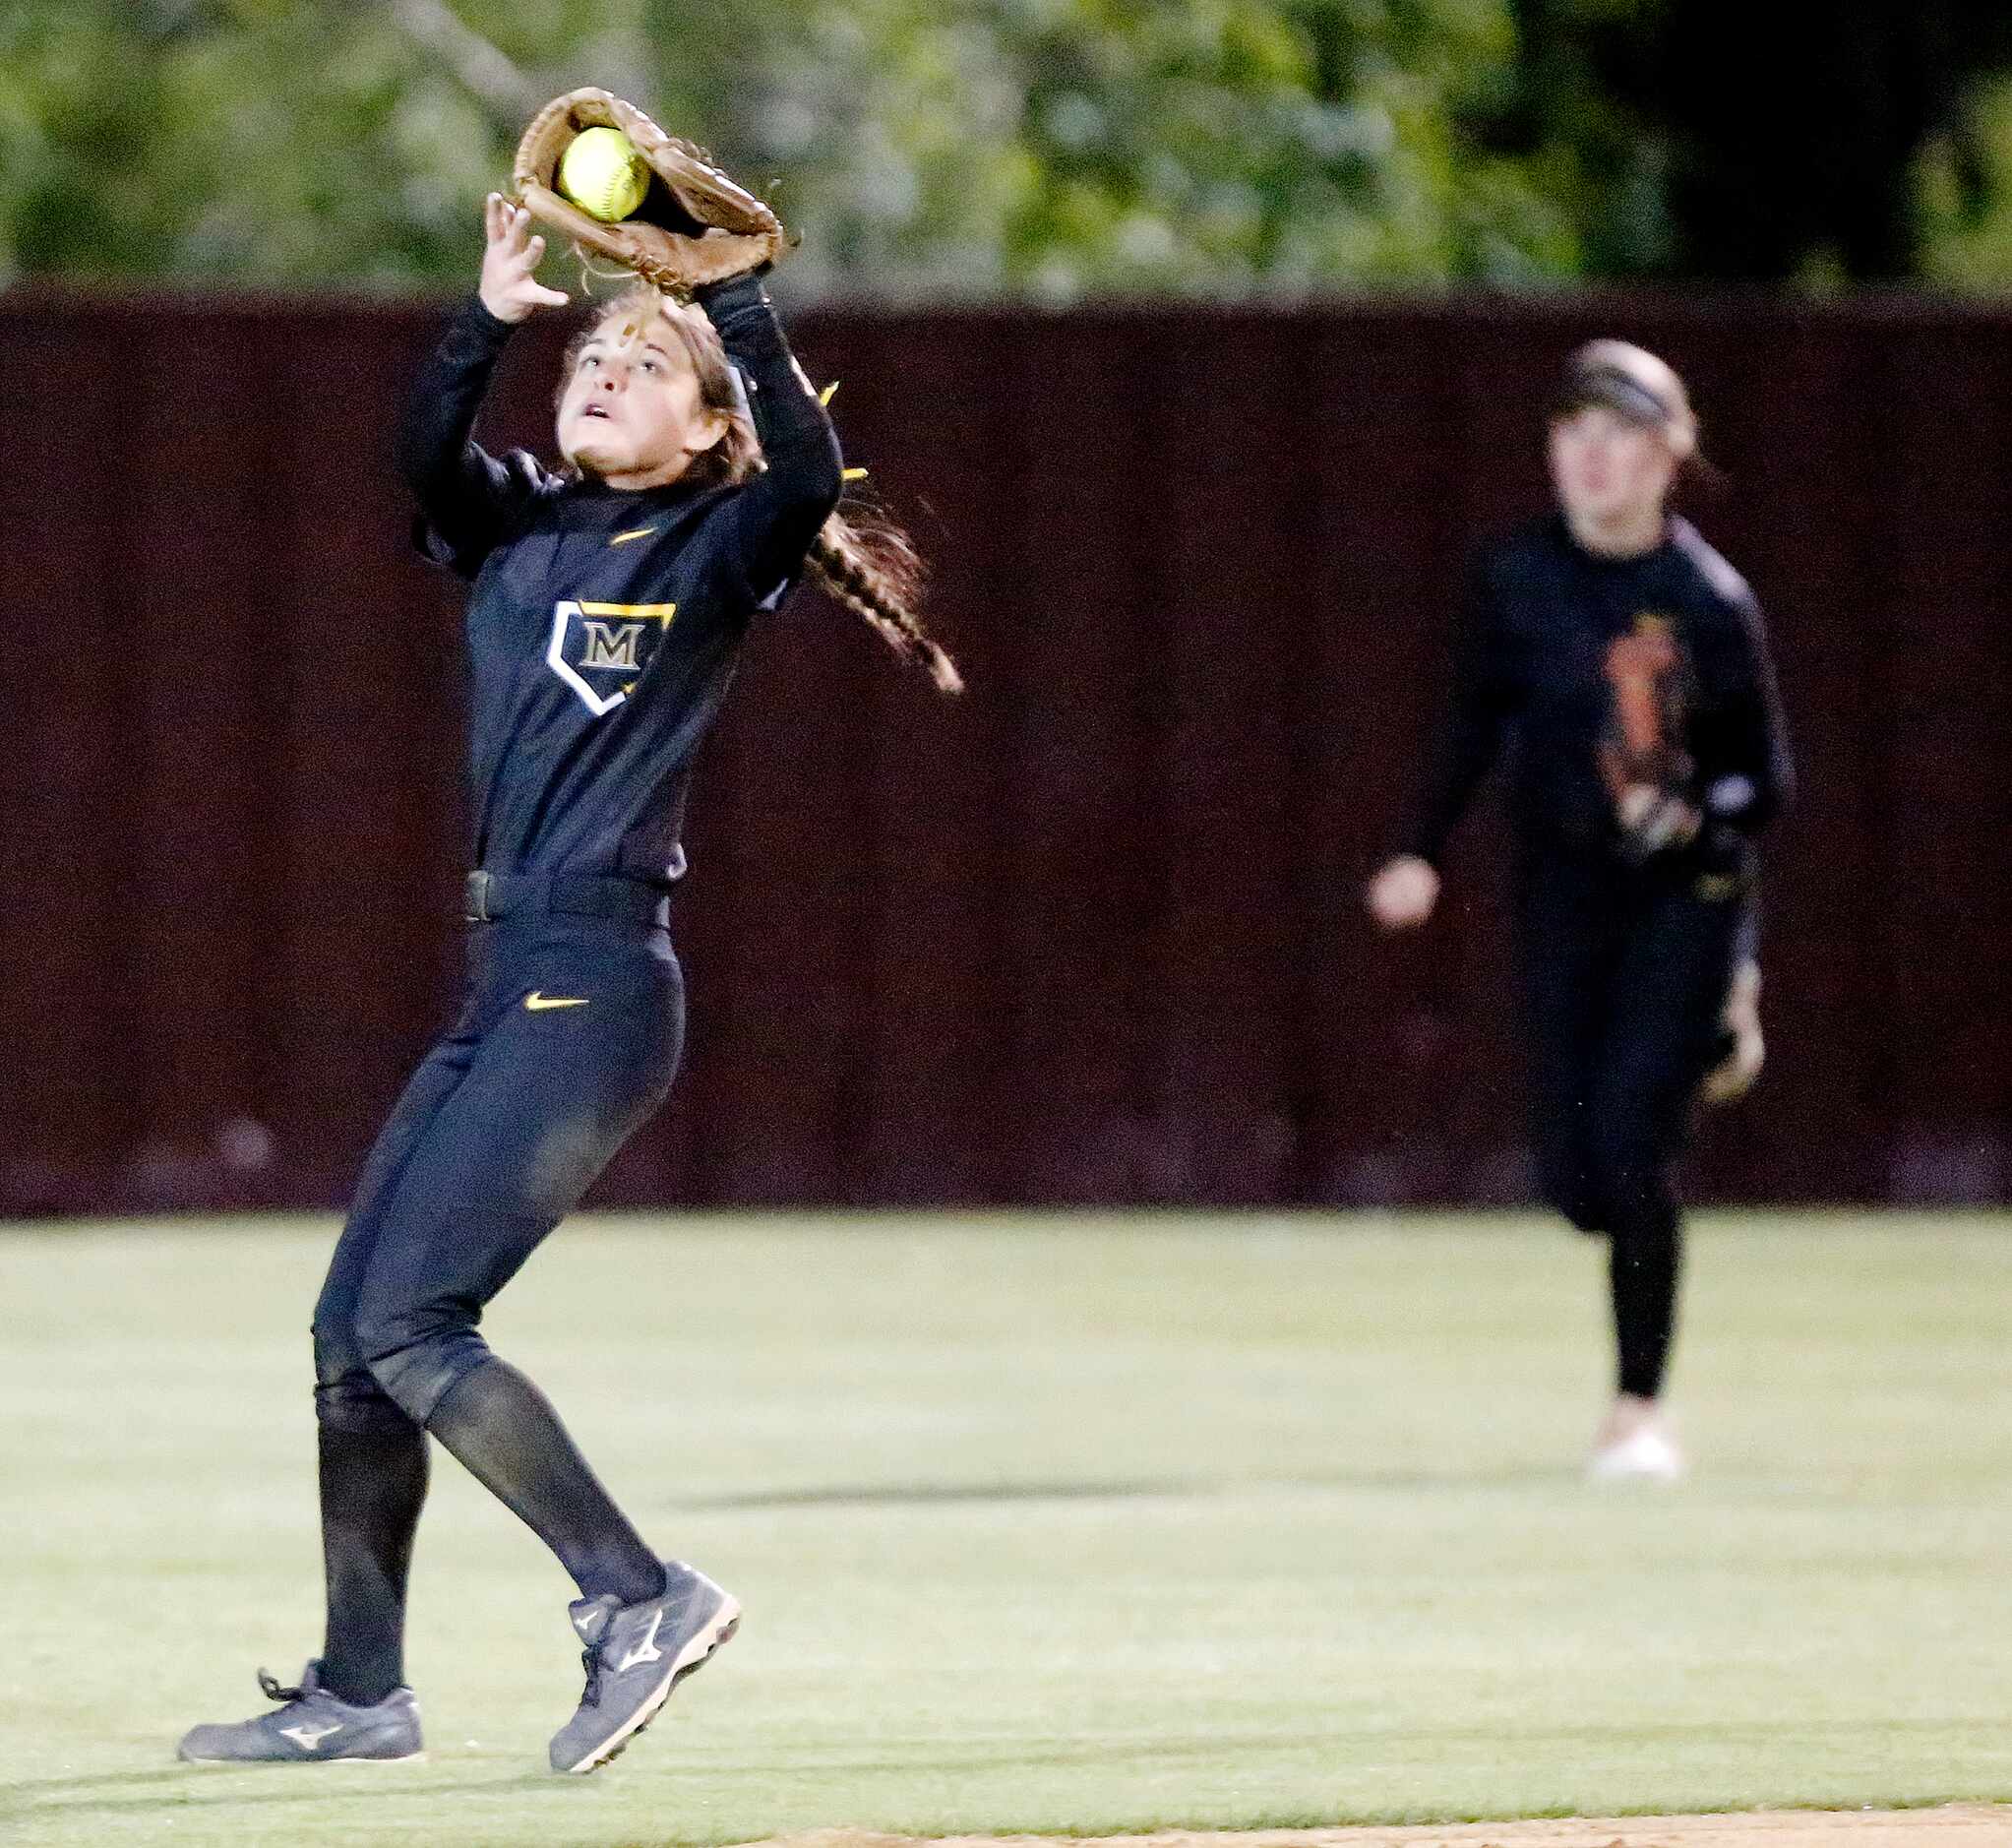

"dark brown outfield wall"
[1,290,2007,1215]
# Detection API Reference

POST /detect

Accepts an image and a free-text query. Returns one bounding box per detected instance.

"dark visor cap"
[1555,358,1677,429]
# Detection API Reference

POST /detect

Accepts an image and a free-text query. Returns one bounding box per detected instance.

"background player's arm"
[1694,588,1794,846]
[396,197,567,573]
[1368,557,1514,930]
[690,273,844,605]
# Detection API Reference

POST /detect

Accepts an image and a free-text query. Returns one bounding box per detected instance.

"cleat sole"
[178,1751,429,1767]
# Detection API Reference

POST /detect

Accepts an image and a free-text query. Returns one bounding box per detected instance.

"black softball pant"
[1512,849,1743,1398]
[312,909,684,1437]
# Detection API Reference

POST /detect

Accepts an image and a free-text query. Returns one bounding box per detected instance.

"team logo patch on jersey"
[547,600,677,715]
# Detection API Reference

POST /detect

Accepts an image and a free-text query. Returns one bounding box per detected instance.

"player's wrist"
[474,286,529,328]
[466,291,522,334]
[691,271,772,323]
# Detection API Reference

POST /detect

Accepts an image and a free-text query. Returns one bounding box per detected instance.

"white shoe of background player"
[1587,1394,1685,1483]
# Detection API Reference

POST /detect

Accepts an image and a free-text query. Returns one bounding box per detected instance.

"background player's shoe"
[1587,1395,1685,1483]
[176,1662,423,1763]
[1701,958,1764,1106]
[549,1559,741,1774]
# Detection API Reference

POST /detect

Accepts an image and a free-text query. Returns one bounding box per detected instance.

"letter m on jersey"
[547,600,677,715]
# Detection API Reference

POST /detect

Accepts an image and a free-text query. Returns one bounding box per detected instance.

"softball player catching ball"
[179,192,950,1771]
[1366,341,1791,1482]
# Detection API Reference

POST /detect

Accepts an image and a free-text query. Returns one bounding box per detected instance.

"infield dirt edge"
[739,1810,2012,1848]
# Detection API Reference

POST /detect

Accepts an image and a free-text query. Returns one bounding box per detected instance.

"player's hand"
[479,193,570,324]
[1367,855,1439,931]
[1615,785,1700,857]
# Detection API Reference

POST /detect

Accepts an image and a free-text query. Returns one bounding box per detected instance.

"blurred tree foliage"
[0,0,612,287]
[643,0,1577,299]
[1485,0,2012,283]
[1920,71,2012,289]
[2,0,2010,297]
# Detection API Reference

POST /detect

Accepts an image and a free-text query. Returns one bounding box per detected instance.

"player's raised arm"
[689,272,843,602]
[395,195,569,573]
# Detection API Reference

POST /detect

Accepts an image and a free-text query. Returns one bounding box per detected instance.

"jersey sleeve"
[396,295,549,581]
[1692,585,1794,840]
[1397,550,1517,866]
[687,274,844,609]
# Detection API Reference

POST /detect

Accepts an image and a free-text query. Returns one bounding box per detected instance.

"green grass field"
[3,1211,2010,1848]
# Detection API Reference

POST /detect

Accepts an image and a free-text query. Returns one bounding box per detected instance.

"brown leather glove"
[513,88,787,296]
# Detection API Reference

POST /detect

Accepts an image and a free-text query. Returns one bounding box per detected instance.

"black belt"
[462,870,671,928]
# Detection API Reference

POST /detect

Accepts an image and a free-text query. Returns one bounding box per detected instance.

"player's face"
[1548,405,1677,534]
[558,311,726,488]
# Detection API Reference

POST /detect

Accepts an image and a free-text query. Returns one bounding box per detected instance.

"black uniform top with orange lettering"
[396,273,840,885]
[1400,513,1793,872]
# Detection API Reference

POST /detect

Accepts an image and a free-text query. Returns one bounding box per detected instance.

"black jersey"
[1401,514,1792,870]
[396,276,841,884]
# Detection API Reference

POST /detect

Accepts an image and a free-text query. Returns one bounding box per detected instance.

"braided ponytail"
[808,509,961,695]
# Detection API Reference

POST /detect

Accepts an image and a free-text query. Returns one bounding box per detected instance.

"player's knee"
[311,1301,367,1391]
[1534,1145,1604,1234]
[339,1273,490,1427]
[313,1371,420,1438]
[1583,1132,1675,1244]
[313,1309,421,1437]
[360,1322,492,1430]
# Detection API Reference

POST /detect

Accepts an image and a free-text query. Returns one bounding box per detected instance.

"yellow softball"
[557,127,648,223]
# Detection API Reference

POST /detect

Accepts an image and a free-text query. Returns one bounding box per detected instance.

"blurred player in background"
[179,194,950,1773]
[1366,341,1791,1481]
